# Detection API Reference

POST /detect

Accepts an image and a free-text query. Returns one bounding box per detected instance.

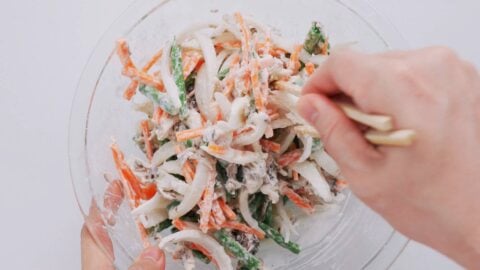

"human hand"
[297,47,480,268]
[81,179,165,270]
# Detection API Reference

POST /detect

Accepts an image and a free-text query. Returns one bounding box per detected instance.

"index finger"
[302,50,386,112]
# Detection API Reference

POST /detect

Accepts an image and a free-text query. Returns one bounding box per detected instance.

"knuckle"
[391,62,416,83]
[429,46,458,63]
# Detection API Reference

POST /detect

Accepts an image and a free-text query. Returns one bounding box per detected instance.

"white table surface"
[1,0,477,269]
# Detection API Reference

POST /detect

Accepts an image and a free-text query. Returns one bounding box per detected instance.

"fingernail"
[297,96,320,125]
[139,246,163,262]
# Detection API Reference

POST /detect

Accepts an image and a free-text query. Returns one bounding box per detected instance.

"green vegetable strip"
[214,230,261,270]
[170,40,188,118]
[218,68,230,80]
[139,84,178,115]
[250,193,265,220]
[146,219,172,236]
[192,249,211,264]
[303,22,327,55]
[263,202,273,226]
[258,222,301,254]
[167,200,181,211]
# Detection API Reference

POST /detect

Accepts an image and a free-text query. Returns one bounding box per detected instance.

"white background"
[0,0,477,269]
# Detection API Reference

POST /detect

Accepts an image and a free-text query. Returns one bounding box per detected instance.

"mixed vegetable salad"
[110,13,347,270]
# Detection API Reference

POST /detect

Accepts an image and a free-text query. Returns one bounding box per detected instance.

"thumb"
[129,246,166,270]
[296,93,381,172]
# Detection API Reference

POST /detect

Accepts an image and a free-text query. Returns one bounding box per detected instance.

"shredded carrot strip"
[305,62,315,76]
[172,219,215,262]
[234,12,251,64]
[221,221,265,239]
[140,120,153,161]
[289,45,303,74]
[215,103,223,122]
[233,126,254,137]
[182,50,203,78]
[123,67,165,91]
[260,139,281,153]
[268,112,280,121]
[212,199,226,225]
[217,198,237,220]
[224,78,235,97]
[214,40,242,50]
[209,215,221,230]
[207,144,226,155]
[182,160,196,184]
[199,175,216,233]
[281,186,314,214]
[116,39,137,69]
[123,81,139,100]
[175,127,205,142]
[321,38,330,55]
[250,60,265,112]
[292,170,299,181]
[153,107,163,125]
[277,149,303,167]
[143,49,163,72]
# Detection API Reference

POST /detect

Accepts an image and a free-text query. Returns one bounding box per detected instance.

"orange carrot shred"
[207,144,226,155]
[153,107,164,125]
[289,45,303,74]
[212,199,226,225]
[292,170,299,181]
[218,198,237,220]
[140,120,153,161]
[281,185,314,214]
[175,127,205,142]
[277,149,303,167]
[260,139,281,153]
[199,175,216,233]
[221,221,265,239]
[305,62,315,76]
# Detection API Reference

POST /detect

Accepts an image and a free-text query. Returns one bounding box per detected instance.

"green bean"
[214,230,261,269]
[218,68,230,80]
[170,40,188,118]
[192,249,211,264]
[258,222,301,254]
[138,84,178,115]
[263,202,273,226]
[146,219,172,236]
[303,22,328,55]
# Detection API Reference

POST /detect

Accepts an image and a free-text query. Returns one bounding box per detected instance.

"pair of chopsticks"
[274,81,416,147]
[336,102,416,146]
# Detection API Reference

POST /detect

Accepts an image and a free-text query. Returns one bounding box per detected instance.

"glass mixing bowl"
[69,0,409,269]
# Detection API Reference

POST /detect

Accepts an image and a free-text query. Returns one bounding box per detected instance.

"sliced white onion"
[269,91,299,112]
[297,136,313,163]
[293,161,333,203]
[169,160,214,219]
[195,66,216,121]
[233,112,269,146]
[311,150,341,178]
[278,128,296,154]
[186,109,203,129]
[177,22,218,43]
[214,92,232,119]
[160,160,183,175]
[131,193,170,216]
[200,145,264,165]
[271,118,294,129]
[221,14,242,40]
[151,141,176,167]
[227,96,249,129]
[239,189,263,233]
[157,171,190,196]
[138,209,169,228]
[159,230,233,270]
[159,42,181,109]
